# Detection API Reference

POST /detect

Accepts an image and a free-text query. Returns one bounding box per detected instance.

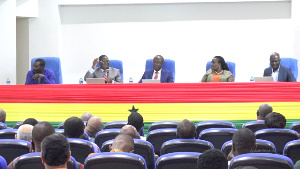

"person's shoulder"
[224,70,233,75]
[109,67,120,72]
[162,69,171,74]
[280,65,292,71]
[44,68,54,73]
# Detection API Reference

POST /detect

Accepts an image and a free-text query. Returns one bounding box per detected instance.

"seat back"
[13,121,23,129]
[146,128,177,156]
[148,121,179,132]
[255,129,299,154]
[206,61,236,80]
[95,129,120,148]
[0,122,7,130]
[195,121,236,139]
[156,152,201,169]
[283,140,300,164]
[31,57,63,84]
[0,139,30,164]
[221,139,276,156]
[269,58,298,80]
[229,153,294,169]
[0,156,7,169]
[97,60,124,82]
[161,139,213,155]
[0,129,18,139]
[57,122,64,129]
[290,121,300,133]
[84,152,147,169]
[199,128,238,149]
[242,121,267,133]
[103,121,128,129]
[146,59,175,81]
[67,138,99,164]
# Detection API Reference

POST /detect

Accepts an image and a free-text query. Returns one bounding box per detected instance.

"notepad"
[86,78,105,84]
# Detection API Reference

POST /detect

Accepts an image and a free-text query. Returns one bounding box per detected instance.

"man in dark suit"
[263,52,296,82]
[139,55,174,83]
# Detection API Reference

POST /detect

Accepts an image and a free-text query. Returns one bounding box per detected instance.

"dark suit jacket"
[139,69,174,83]
[263,65,296,82]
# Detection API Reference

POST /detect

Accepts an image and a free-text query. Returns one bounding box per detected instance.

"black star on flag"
[129,105,139,113]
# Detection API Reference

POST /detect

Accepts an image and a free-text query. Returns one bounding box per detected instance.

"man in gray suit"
[84,55,122,83]
[263,52,296,82]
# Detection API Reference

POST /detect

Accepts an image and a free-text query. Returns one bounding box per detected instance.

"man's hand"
[32,74,40,79]
[92,57,99,69]
[39,74,45,78]
[106,77,112,83]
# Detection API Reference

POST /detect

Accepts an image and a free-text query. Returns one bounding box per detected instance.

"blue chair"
[229,153,294,169]
[206,61,236,80]
[160,139,214,155]
[104,121,128,129]
[284,140,300,164]
[0,139,31,164]
[156,152,201,169]
[31,57,63,84]
[0,155,6,169]
[242,120,267,133]
[97,60,124,82]
[195,121,236,139]
[199,128,238,149]
[0,129,18,139]
[148,121,179,132]
[269,58,298,80]
[0,122,7,130]
[13,121,23,129]
[145,59,175,82]
[84,152,147,169]
[290,121,300,133]
[95,129,120,148]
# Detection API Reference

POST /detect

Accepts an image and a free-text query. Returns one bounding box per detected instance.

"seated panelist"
[263,52,296,82]
[25,58,55,85]
[84,55,122,83]
[138,55,174,83]
[201,56,234,82]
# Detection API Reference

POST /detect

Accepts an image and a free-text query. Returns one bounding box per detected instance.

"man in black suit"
[263,52,296,82]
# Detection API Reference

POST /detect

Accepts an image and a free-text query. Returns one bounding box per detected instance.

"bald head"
[110,134,134,153]
[257,104,273,120]
[177,119,196,139]
[0,109,6,123]
[17,124,33,142]
[81,112,93,121]
[120,125,140,139]
[32,122,55,152]
[84,117,103,137]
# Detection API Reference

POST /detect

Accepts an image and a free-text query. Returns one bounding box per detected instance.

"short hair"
[64,117,85,138]
[257,104,273,120]
[232,128,256,155]
[32,122,55,147]
[23,118,38,126]
[0,109,6,123]
[155,55,164,63]
[214,56,229,71]
[81,112,93,121]
[270,52,280,59]
[177,119,196,139]
[17,124,33,142]
[99,55,107,61]
[128,112,144,132]
[120,125,139,139]
[41,133,70,166]
[264,112,286,128]
[35,59,45,67]
[111,134,134,152]
[197,149,228,169]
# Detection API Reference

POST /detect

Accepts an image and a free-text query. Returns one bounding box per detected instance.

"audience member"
[120,125,140,139]
[23,118,39,126]
[201,56,234,82]
[127,107,144,136]
[256,104,273,120]
[84,55,122,83]
[197,149,228,169]
[139,55,174,83]
[109,134,134,153]
[235,167,258,169]
[15,124,33,142]
[80,112,93,122]
[177,119,196,139]
[84,117,103,142]
[64,117,85,139]
[41,133,70,169]
[264,112,286,128]
[227,128,256,161]
[0,108,6,124]
[25,58,55,84]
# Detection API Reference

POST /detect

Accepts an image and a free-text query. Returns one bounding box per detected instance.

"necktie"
[154,71,158,80]
[103,71,107,80]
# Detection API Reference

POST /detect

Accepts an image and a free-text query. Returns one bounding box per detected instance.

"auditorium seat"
[145,59,176,81]
[84,152,146,169]
[255,129,299,154]
[55,129,89,141]
[94,129,120,148]
[57,122,64,129]
[156,152,200,169]
[269,58,298,80]
[0,129,18,139]
[283,140,300,164]
[31,57,63,84]
[146,128,177,156]
[195,121,236,138]
[0,155,6,169]
[148,121,179,132]
[97,60,124,82]
[229,153,293,169]
[0,122,7,130]
[160,139,213,155]
[13,121,23,129]
[242,120,267,133]
[67,138,100,164]
[221,139,276,156]
[206,61,236,80]
[290,121,300,133]
[103,121,127,129]
[199,128,237,149]
[0,139,30,164]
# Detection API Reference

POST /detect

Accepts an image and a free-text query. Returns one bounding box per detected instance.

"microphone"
[106,67,109,76]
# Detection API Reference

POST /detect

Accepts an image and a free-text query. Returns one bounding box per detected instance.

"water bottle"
[250,76,254,82]
[6,78,10,85]
[129,77,133,83]
[79,78,83,84]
